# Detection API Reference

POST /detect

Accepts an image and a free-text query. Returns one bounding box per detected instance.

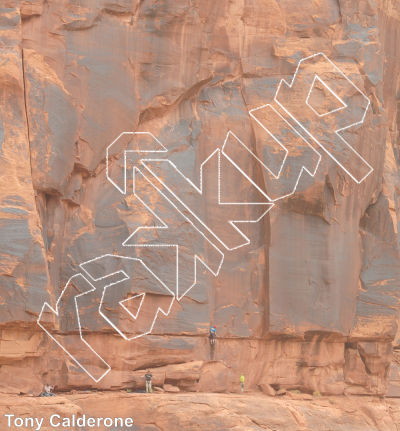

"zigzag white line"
[273,52,373,184]
[37,274,112,382]
[246,107,322,202]
[37,252,177,382]
[39,53,373,383]
[124,167,225,300]
[79,254,175,341]
[140,148,273,250]
[106,132,167,194]
[305,75,347,117]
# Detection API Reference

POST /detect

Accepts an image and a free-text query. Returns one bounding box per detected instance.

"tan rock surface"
[163,384,180,393]
[1,396,82,431]
[0,0,400,399]
[1,393,400,431]
[165,361,203,381]
[259,382,276,396]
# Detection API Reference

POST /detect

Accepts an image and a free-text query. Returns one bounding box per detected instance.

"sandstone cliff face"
[0,0,400,397]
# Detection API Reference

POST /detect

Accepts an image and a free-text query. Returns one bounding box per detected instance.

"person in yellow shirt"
[240,374,245,393]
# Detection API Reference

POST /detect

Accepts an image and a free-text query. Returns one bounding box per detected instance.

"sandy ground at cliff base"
[1,392,400,431]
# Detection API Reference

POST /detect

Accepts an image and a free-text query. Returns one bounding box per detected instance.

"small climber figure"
[145,370,153,393]
[210,325,216,345]
[240,373,245,393]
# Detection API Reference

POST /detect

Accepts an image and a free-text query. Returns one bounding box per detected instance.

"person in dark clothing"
[210,326,216,345]
[145,370,153,393]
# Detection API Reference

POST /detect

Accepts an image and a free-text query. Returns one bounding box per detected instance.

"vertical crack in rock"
[21,48,31,161]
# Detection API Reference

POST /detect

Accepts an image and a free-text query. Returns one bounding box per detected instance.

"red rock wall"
[1,0,400,396]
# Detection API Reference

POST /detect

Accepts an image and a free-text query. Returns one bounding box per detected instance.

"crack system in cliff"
[20,48,33,185]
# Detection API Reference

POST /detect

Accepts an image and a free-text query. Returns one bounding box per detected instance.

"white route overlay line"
[37,253,176,381]
[39,53,373,382]
[37,138,226,381]
[124,167,225,300]
[273,52,373,184]
[140,149,274,251]
[245,105,323,202]
[120,293,145,320]
[106,131,168,194]
[37,274,112,382]
[79,255,175,341]
[221,132,273,202]
[305,75,347,118]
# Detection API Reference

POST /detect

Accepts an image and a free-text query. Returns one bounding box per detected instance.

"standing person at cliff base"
[240,374,245,393]
[210,326,216,345]
[145,370,153,393]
